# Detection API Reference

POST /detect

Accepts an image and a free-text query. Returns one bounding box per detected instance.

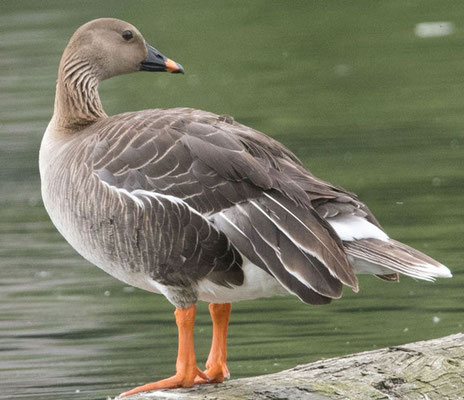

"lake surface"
[1,1,463,399]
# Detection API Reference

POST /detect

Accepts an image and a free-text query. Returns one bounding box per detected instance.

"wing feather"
[211,192,357,301]
[89,107,360,301]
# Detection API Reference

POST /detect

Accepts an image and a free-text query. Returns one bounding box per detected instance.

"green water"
[1,1,463,399]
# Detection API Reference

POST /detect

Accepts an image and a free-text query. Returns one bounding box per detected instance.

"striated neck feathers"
[54,51,107,132]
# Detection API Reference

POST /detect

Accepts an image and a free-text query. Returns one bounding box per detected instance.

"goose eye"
[122,30,133,41]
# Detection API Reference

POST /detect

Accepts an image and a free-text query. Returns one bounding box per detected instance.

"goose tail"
[344,238,452,281]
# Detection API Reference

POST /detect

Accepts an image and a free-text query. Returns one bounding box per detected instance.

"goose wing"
[90,107,358,303]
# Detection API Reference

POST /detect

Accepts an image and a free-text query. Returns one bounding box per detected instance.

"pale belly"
[196,258,289,303]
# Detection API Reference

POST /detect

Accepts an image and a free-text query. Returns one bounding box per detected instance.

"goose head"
[61,18,184,81]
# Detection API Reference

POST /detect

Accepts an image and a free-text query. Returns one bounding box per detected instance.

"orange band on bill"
[165,58,181,73]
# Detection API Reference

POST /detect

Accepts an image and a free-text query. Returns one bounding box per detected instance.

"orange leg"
[204,303,232,383]
[120,305,207,397]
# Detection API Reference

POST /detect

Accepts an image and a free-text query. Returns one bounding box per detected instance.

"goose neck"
[54,53,107,132]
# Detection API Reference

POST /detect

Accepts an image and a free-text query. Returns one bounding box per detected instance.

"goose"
[39,18,452,397]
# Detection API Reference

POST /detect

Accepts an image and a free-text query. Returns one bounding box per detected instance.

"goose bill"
[140,43,184,74]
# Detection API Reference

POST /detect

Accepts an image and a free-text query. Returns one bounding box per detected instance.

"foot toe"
[204,363,230,383]
[120,368,208,397]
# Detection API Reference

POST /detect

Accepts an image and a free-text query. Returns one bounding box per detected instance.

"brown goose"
[39,18,452,397]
